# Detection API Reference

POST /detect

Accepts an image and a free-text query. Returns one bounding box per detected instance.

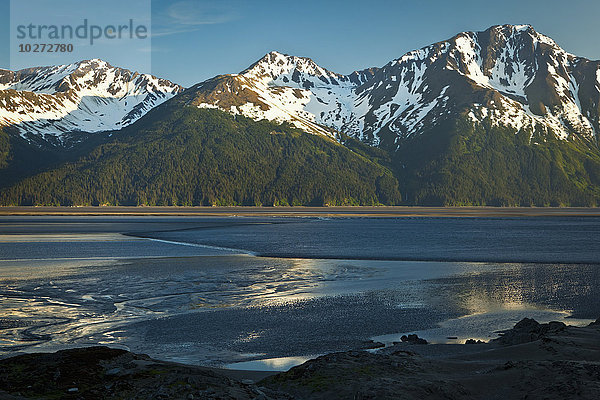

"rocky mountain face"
[2,25,598,151]
[187,25,600,151]
[0,59,183,146]
[180,51,378,138]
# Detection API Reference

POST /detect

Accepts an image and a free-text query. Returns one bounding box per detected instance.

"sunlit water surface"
[0,216,598,370]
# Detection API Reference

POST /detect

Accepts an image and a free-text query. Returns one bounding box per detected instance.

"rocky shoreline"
[1,318,599,399]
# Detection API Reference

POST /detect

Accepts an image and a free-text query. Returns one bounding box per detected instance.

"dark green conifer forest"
[2,104,600,206]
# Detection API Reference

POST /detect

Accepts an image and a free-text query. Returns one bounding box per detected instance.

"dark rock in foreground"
[261,319,600,399]
[492,317,566,345]
[400,333,428,344]
[0,346,287,399]
[1,318,599,399]
[464,339,485,344]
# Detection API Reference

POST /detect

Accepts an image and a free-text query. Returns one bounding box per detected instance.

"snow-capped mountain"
[3,25,600,207]
[186,25,600,149]
[179,56,366,142]
[184,51,378,138]
[2,25,599,151]
[0,59,183,145]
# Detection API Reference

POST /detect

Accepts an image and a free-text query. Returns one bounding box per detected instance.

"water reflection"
[1,254,599,367]
[430,262,600,319]
[0,255,392,356]
[372,262,600,344]
[226,355,318,371]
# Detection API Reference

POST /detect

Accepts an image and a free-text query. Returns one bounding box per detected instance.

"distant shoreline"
[2,206,600,217]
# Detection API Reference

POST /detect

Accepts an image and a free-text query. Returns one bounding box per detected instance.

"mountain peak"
[241,50,350,90]
[190,24,600,147]
[76,59,113,69]
[492,24,534,33]
[265,50,291,59]
[244,51,330,76]
[258,50,315,64]
[481,24,560,50]
[0,60,183,144]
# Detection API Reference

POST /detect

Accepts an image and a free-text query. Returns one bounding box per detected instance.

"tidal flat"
[0,215,598,371]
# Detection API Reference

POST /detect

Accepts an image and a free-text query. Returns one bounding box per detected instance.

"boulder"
[400,334,428,345]
[465,339,485,344]
[493,318,566,345]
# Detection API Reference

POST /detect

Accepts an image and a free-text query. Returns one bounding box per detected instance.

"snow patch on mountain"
[191,51,368,137]
[453,34,489,87]
[448,26,597,139]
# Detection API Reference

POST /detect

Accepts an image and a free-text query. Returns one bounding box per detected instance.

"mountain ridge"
[2,24,599,149]
[180,25,599,152]
[2,24,600,206]
[0,59,183,146]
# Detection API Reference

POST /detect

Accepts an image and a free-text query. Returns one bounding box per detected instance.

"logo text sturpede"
[16,19,148,45]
